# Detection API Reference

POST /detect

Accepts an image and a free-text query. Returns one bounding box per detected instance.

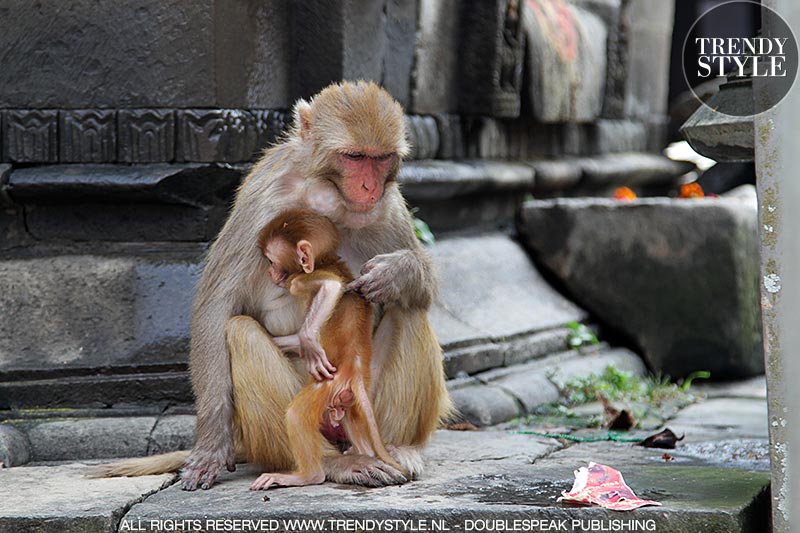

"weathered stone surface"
[0,0,215,108]
[445,385,520,427]
[382,0,418,107]
[491,370,560,413]
[621,0,675,119]
[1,110,59,163]
[522,2,607,122]
[697,375,766,400]
[176,109,258,163]
[119,429,768,533]
[399,160,533,201]
[428,235,586,350]
[458,0,524,117]
[579,152,694,188]
[7,164,241,241]
[0,463,174,533]
[518,195,763,378]
[148,415,196,456]
[0,249,202,376]
[411,0,461,113]
[591,120,648,154]
[214,1,292,109]
[59,110,117,163]
[433,114,465,159]
[668,398,769,442]
[527,159,583,192]
[21,416,156,461]
[253,110,289,153]
[118,110,175,163]
[0,424,30,467]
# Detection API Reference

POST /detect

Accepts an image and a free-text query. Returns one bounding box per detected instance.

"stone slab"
[118,429,768,533]
[519,196,763,379]
[428,235,587,349]
[398,160,534,202]
[0,249,202,376]
[666,398,769,442]
[0,424,30,467]
[0,463,174,533]
[449,385,520,427]
[696,376,767,400]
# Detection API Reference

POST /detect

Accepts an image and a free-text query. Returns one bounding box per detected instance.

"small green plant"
[409,208,435,245]
[566,321,600,350]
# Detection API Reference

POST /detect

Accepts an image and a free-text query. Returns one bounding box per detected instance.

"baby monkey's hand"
[299,329,336,381]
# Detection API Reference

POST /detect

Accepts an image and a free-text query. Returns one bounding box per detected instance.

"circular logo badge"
[682,0,798,117]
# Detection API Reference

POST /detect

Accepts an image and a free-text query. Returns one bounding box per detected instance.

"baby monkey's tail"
[86,451,189,478]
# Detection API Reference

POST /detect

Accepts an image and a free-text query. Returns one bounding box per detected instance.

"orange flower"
[679,182,705,198]
[612,186,637,201]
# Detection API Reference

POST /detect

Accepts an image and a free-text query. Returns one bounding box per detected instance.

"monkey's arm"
[347,194,436,310]
[290,275,346,381]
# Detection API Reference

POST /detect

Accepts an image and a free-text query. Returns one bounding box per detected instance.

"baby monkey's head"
[258,208,341,287]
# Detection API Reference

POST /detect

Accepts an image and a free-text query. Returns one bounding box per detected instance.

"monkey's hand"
[347,250,432,308]
[299,330,336,381]
[181,442,236,491]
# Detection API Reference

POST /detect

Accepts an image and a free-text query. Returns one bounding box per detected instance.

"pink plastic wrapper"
[558,462,662,511]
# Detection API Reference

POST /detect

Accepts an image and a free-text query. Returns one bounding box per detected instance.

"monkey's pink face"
[336,151,397,213]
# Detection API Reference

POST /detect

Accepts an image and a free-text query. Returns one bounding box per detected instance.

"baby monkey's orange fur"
[253,208,407,490]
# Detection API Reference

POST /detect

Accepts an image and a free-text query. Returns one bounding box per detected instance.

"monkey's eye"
[344,152,366,161]
[375,152,394,162]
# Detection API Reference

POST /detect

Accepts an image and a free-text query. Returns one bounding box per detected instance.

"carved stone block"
[405,115,440,160]
[59,110,117,163]
[176,109,257,163]
[118,110,175,163]
[253,110,289,153]
[458,0,524,118]
[2,110,59,163]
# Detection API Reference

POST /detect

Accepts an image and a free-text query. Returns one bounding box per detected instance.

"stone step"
[0,233,588,409]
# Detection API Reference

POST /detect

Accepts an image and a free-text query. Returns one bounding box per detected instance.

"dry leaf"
[636,428,685,449]
[598,393,635,430]
[445,423,479,431]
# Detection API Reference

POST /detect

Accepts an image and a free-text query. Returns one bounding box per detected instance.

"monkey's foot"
[387,445,424,481]
[325,454,408,487]
[250,471,325,490]
[180,445,236,491]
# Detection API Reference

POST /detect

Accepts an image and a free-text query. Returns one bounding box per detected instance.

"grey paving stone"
[398,160,534,202]
[0,463,174,533]
[118,431,768,533]
[667,398,769,442]
[449,385,520,427]
[697,376,767,400]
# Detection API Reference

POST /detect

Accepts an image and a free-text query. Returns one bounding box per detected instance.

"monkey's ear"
[297,240,314,273]
[294,99,313,141]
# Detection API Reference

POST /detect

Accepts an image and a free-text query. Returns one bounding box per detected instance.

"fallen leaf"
[636,428,685,449]
[558,462,662,511]
[661,453,674,462]
[262,495,271,502]
[445,423,479,431]
[598,393,635,430]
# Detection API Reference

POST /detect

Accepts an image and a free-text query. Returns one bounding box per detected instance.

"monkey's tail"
[86,451,190,478]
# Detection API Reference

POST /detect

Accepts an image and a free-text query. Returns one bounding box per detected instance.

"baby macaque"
[252,207,407,490]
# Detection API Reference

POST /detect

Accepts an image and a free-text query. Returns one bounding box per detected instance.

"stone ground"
[0,377,769,533]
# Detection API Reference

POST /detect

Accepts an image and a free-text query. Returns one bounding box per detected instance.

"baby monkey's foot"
[250,471,325,490]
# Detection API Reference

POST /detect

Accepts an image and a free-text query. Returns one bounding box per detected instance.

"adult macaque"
[251,207,407,490]
[92,81,451,490]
